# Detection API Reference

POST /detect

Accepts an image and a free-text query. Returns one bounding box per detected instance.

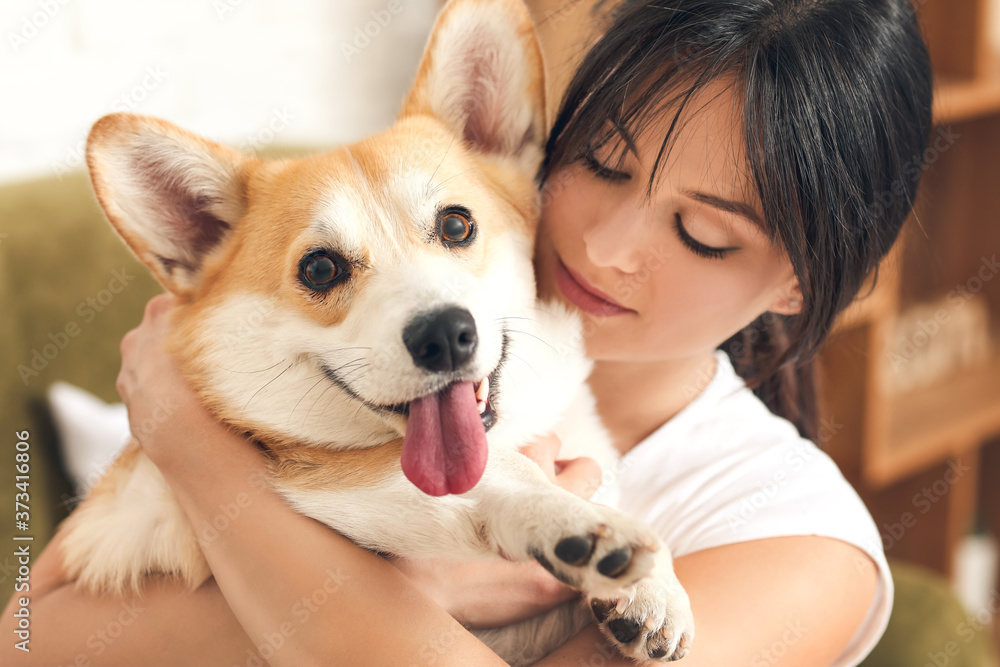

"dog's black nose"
[403,307,478,373]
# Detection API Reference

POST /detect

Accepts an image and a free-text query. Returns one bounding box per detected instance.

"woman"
[3,0,933,664]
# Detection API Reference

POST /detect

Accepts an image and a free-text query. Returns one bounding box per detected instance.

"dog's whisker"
[302,380,337,429]
[505,350,541,381]
[287,375,328,427]
[433,166,477,191]
[426,134,457,195]
[503,328,559,355]
[219,359,287,374]
[241,361,294,419]
[326,357,367,377]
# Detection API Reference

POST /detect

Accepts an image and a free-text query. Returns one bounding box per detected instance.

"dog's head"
[87,0,582,496]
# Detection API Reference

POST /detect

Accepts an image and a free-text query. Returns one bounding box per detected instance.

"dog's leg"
[469,448,694,664]
[273,443,657,597]
[467,447,662,600]
[273,444,691,663]
[59,440,210,597]
[472,601,592,667]
[475,551,694,666]
[588,546,695,662]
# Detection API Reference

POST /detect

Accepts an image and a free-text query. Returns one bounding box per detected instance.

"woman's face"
[534,81,803,363]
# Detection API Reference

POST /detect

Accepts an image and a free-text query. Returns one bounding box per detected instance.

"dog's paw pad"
[591,579,695,663]
[597,547,632,578]
[518,497,660,599]
[607,617,643,643]
[555,534,596,566]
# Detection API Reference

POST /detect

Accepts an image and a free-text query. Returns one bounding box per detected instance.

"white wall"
[0,0,438,184]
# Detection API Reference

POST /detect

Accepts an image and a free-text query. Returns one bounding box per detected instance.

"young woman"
[3,0,933,664]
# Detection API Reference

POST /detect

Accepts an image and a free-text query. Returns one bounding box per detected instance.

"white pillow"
[47,382,132,497]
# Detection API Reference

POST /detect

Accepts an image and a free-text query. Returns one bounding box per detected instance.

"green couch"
[1,165,996,666]
[0,170,161,610]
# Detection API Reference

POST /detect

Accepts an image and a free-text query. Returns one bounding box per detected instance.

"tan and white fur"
[58,0,693,662]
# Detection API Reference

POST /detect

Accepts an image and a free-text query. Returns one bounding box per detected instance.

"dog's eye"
[438,208,476,246]
[299,251,347,291]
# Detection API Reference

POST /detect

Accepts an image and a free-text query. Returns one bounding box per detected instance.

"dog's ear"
[86,113,251,295]
[402,0,545,171]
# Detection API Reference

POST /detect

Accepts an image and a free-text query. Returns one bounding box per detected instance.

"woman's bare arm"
[0,520,268,667]
[147,415,507,667]
[537,535,880,666]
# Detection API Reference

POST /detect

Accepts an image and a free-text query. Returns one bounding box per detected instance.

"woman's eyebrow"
[684,190,764,229]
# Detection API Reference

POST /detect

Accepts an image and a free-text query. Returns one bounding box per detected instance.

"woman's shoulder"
[617,351,883,562]
[614,351,892,667]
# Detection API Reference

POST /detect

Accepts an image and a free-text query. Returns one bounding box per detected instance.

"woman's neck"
[588,351,719,457]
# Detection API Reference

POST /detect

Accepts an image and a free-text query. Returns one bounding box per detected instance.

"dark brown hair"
[542,0,934,441]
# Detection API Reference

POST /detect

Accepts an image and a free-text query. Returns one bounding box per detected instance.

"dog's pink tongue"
[401,381,488,496]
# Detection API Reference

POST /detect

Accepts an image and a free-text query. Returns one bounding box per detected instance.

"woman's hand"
[117,293,229,471]
[390,434,604,628]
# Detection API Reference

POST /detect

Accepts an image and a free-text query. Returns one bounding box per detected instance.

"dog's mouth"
[399,373,497,497]
[318,333,508,497]
[377,372,497,431]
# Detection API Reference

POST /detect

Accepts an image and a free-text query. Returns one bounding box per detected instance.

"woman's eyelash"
[673,214,733,260]
[582,150,631,182]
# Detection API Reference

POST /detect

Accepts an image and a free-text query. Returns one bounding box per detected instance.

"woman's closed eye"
[673,214,739,260]
[582,149,631,182]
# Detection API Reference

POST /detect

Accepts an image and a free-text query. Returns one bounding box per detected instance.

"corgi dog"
[59,0,693,662]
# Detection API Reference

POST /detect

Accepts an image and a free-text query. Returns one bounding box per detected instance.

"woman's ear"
[768,277,803,316]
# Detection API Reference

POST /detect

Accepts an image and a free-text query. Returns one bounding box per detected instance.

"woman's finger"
[518,433,562,481]
[553,456,604,499]
[145,292,176,322]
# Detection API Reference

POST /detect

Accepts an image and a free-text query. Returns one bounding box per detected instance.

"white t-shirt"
[615,350,891,667]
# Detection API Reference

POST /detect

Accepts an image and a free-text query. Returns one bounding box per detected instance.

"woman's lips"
[554,255,635,317]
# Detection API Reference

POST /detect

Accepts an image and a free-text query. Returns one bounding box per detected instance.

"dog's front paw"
[526,503,661,600]
[590,574,694,662]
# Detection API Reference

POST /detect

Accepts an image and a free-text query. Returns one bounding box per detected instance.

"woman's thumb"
[553,457,604,499]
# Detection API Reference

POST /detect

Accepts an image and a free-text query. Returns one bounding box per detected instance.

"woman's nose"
[582,199,651,273]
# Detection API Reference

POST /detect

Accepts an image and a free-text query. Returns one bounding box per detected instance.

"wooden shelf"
[935,77,1000,124]
[821,3,1000,623]
[867,353,1000,486]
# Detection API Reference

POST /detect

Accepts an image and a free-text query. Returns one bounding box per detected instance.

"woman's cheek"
[647,257,765,351]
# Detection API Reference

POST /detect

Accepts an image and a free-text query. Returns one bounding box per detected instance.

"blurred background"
[0,0,437,183]
[0,0,999,665]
